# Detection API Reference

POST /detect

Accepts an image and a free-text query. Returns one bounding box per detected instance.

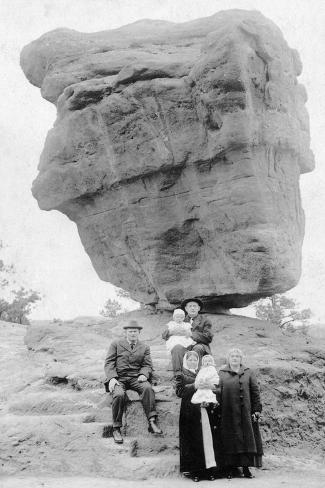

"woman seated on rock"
[218,348,263,479]
[175,350,221,482]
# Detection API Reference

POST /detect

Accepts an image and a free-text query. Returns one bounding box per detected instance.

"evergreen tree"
[254,294,312,329]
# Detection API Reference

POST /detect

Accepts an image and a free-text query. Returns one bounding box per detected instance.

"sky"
[1,0,325,321]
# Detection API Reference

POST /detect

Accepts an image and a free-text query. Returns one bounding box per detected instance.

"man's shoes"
[243,467,253,478]
[112,428,123,444]
[148,417,163,435]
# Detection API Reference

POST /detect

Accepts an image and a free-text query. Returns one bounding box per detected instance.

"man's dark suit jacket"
[104,338,153,383]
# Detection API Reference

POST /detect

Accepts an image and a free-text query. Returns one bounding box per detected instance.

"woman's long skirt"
[179,400,221,474]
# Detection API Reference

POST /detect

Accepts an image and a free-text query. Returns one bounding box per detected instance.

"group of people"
[104,297,263,481]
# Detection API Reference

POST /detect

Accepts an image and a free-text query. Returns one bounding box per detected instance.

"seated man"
[162,297,214,374]
[104,319,162,444]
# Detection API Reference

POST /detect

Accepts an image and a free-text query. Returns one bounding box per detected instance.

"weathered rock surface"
[20,10,314,310]
[1,313,325,479]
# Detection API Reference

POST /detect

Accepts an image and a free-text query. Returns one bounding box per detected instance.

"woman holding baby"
[175,350,221,482]
[175,340,263,481]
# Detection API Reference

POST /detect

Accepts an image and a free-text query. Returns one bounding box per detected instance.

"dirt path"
[1,472,325,488]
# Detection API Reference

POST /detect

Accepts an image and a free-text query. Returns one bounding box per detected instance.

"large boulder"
[20,10,314,311]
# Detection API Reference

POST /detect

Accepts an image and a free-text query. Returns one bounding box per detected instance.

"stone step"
[0,414,179,478]
[8,383,176,415]
[84,399,180,440]
[7,389,105,415]
[5,388,180,439]
[101,423,178,456]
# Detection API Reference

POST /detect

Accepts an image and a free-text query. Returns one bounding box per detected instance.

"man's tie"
[190,318,193,325]
[131,343,135,350]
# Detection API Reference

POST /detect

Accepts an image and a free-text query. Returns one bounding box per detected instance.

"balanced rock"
[20,10,314,310]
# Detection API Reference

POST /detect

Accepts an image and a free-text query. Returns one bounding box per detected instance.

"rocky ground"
[1,311,325,484]
[2,471,325,488]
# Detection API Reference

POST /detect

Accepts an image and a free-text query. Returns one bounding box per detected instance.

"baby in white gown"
[165,308,196,353]
[191,355,219,404]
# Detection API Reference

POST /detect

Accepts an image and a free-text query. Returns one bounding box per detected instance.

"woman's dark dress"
[175,369,221,475]
[219,365,263,468]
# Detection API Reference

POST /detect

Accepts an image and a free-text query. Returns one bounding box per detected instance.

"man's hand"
[108,378,120,393]
[138,374,147,382]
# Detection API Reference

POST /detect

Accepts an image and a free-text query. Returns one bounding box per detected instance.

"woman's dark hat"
[123,320,143,330]
[181,297,203,311]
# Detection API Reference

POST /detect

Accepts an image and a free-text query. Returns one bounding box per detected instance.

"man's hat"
[123,319,143,330]
[181,297,204,311]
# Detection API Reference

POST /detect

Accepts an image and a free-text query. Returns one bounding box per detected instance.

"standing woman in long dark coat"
[219,348,263,479]
[176,351,221,482]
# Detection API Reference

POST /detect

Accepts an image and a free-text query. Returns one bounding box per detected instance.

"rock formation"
[20,10,314,310]
[1,313,325,478]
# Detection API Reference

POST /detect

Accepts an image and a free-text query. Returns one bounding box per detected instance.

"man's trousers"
[111,377,157,428]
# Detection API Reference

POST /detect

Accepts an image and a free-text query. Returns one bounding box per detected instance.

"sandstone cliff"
[1,313,325,478]
[20,10,314,310]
